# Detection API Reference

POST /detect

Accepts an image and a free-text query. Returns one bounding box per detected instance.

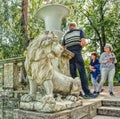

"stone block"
[102,100,120,107]
[4,63,14,88]
[97,106,120,117]
[20,100,83,112]
[14,100,101,119]
[89,101,101,119]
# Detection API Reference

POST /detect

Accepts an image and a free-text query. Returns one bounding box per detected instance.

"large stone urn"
[36,4,69,39]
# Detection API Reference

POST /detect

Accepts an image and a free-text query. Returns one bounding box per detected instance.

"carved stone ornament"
[20,32,82,112]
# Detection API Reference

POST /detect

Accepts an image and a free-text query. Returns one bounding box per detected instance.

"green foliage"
[84,59,91,79]
[0,0,25,59]
[0,0,44,59]
[27,0,44,40]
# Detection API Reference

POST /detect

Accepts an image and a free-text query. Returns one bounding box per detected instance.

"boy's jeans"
[91,75,99,92]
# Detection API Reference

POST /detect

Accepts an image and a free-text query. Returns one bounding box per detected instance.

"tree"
[21,0,28,48]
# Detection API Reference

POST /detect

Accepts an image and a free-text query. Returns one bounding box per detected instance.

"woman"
[89,52,100,94]
[97,44,117,96]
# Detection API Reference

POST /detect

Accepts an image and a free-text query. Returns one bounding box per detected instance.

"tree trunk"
[21,0,29,48]
[99,4,106,53]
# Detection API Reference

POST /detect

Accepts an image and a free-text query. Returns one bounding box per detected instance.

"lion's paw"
[21,94,35,102]
[40,95,56,104]
[66,95,78,102]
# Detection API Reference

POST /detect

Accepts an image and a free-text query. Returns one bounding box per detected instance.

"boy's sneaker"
[110,92,114,96]
[96,92,100,95]
[93,91,97,94]
[83,95,91,99]
[84,93,98,99]
[100,89,104,92]
[79,92,84,97]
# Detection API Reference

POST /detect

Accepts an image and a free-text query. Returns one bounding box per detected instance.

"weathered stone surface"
[14,100,101,119]
[14,106,87,119]
[0,65,3,85]
[97,106,120,117]
[89,100,101,119]
[4,63,14,88]
[96,98,120,117]
[102,100,120,107]
[13,63,21,89]
[58,49,74,76]
[20,100,82,112]
[0,57,26,91]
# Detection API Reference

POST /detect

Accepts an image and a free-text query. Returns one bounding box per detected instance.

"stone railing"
[0,49,74,99]
[0,56,26,91]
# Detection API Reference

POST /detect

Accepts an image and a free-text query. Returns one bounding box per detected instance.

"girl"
[89,52,100,94]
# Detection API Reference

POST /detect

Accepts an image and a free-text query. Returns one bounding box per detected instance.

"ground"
[90,86,120,98]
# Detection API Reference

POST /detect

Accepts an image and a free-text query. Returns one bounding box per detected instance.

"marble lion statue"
[21,32,81,103]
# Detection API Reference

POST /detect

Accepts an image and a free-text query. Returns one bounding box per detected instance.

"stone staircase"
[93,99,120,119]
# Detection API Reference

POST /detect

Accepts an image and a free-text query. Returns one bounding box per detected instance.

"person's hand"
[107,59,113,63]
[90,66,95,69]
[80,38,86,48]
[89,66,93,70]
[92,69,96,72]
[62,45,66,50]
[89,66,96,72]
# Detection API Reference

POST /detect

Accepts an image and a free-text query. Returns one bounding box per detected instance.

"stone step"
[97,106,120,117]
[102,100,120,107]
[93,115,120,119]
[79,114,89,119]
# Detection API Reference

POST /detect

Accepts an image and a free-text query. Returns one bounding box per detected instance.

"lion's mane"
[25,33,58,85]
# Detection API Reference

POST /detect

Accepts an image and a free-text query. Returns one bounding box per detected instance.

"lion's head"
[25,32,63,85]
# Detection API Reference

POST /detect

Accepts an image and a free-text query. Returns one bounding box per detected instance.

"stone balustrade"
[0,56,26,91]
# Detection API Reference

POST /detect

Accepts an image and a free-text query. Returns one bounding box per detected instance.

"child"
[89,52,100,94]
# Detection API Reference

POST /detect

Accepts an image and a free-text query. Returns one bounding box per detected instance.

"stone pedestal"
[14,106,88,119]
[59,49,74,76]
[14,100,101,119]
[19,100,82,113]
